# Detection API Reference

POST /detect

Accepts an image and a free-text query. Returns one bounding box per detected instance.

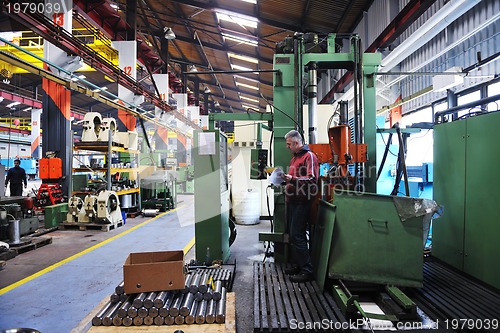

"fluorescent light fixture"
[240,0,257,3]
[78,74,86,79]
[231,64,256,72]
[110,3,119,10]
[240,95,259,103]
[236,82,259,90]
[164,27,176,40]
[229,53,258,64]
[22,107,32,112]
[242,103,259,110]
[6,101,20,108]
[222,33,258,46]
[234,75,259,83]
[216,12,258,29]
[92,86,107,92]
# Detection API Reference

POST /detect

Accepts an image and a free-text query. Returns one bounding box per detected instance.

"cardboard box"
[123,250,185,294]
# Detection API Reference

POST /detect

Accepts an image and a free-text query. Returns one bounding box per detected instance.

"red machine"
[35,157,65,208]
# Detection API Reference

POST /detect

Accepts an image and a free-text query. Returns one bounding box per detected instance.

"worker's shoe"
[284,265,300,275]
[289,273,314,283]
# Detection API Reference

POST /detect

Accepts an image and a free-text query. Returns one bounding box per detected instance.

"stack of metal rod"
[92,269,230,326]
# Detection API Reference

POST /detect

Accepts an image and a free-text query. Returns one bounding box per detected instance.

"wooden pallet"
[254,262,346,332]
[59,221,123,232]
[14,236,53,254]
[72,293,236,333]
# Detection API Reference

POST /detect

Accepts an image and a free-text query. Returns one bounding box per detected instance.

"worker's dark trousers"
[286,201,313,275]
[9,184,23,196]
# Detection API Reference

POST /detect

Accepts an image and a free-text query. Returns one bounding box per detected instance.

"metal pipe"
[182,274,193,294]
[92,300,113,326]
[154,291,168,308]
[112,316,122,326]
[8,219,20,244]
[175,315,185,325]
[159,292,176,317]
[132,292,147,308]
[169,293,184,316]
[189,272,201,293]
[434,94,500,123]
[164,315,175,325]
[308,62,318,144]
[115,280,125,295]
[180,292,195,316]
[203,288,213,301]
[143,316,154,326]
[213,280,223,301]
[216,287,227,324]
[154,316,164,325]
[185,299,198,324]
[127,306,138,318]
[133,316,143,326]
[198,272,208,293]
[148,306,159,318]
[143,292,157,309]
[122,316,133,326]
[102,301,122,326]
[196,299,208,324]
[205,299,216,324]
[187,69,279,75]
[138,307,148,318]
[117,297,133,318]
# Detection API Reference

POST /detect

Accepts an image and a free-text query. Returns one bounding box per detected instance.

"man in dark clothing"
[5,159,27,196]
[282,130,319,283]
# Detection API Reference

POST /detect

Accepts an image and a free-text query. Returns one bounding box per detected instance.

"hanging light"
[204,86,211,94]
[164,27,176,40]
[188,65,197,72]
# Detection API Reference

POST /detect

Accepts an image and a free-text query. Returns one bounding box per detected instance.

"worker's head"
[14,159,20,167]
[284,130,304,154]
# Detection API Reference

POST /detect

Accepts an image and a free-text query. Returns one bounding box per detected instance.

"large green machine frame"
[260,33,381,262]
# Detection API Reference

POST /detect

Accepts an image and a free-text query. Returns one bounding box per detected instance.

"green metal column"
[362,53,382,193]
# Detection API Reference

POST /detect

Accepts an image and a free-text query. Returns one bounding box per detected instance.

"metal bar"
[196,299,208,324]
[148,306,159,318]
[117,297,133,318]
[213,280,223,301]
[174,315,185,325]
[132,292,147,308]
[102,301,122,326]
[92,300,113,326]
[153,316,164,325]
[216,287,227,324]
[122,316,133,326]
[189,272,202,293]
[169,293,185,317]
[133,316,143,326]
[164,315,175,325]
[188,69,279,75]
[115,280,124,295]
[112,315,122,326]
[143,292,157,309]
[137,307,148,318]
[153,291,168,308]
[180,292,195,316]
[143,316,154,325]
[127,306,138,318]
[185,299,198,324]
[159,292,176,317]
[434,94,500,123]
[205,299,216,324]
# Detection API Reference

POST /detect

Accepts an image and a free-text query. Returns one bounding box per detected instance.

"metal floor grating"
[253,261,346,332]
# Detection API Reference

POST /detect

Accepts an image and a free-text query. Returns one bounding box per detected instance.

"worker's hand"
[24,184,27,189]
[282,174,292,182]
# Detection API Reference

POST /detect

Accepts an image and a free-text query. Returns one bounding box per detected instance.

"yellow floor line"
[0,204,190,296]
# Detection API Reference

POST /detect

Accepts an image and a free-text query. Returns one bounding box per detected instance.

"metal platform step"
[253,262,346,332]
[408,258,500,332]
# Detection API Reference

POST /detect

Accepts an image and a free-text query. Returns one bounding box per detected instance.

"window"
[457,90,480,118]
[401,107,433,166]
[487,81,500,111]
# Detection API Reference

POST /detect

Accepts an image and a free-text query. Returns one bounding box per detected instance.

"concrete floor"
[0,193,271,333]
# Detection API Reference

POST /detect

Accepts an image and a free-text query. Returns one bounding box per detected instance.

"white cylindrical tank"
[233,189,260,225]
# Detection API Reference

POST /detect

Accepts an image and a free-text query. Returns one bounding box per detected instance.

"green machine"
[193,129,230,263]
[140,170,176,212]
[433,111,500,290]
[259,33,381,262]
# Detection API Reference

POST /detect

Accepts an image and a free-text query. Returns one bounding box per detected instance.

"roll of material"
[142,209,159,217]
[120,195,132,208]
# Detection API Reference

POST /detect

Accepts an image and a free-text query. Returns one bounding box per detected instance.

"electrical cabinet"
[433,111,500,290]
[194,130,230,263]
